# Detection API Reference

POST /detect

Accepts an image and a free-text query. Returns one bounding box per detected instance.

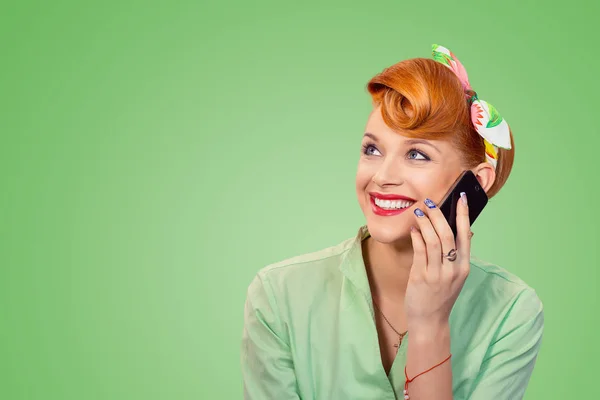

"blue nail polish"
[424,198,436,209]
[414,208,425,217]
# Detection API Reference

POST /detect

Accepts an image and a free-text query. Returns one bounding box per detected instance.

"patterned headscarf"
[431,44,512,168]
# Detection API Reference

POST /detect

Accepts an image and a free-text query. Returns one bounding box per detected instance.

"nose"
[370,157,405,187]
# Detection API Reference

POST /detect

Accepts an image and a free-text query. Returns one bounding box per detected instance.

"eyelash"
[361,142,431,161]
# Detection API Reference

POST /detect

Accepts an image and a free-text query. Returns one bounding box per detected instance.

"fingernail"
[460,192,467,205]
[424,198,436,209]
[414,208,425,217]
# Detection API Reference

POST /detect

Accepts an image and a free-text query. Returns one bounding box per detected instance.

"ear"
[472,162,496,193]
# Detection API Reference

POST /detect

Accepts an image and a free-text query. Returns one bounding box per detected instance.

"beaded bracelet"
[403,354,452,399]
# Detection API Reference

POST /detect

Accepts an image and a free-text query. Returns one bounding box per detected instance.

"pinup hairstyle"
[366,58,515,199]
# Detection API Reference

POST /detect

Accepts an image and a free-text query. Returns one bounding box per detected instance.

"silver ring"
[443,249,457,262]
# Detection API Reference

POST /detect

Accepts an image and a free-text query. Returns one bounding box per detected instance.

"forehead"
[365,106,394,133]
[365,106,451,149]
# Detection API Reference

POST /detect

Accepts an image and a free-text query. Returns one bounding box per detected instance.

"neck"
[362,235,413,304]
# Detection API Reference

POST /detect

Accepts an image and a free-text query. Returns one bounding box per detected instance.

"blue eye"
[361,143,431,161]
[361,143,380,156]
[407,148,430,161]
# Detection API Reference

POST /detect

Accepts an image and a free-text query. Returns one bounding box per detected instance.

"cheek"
[408,171,455,201]
[406,171,447,197]
[355,161,373,189]
[410,173,436,187]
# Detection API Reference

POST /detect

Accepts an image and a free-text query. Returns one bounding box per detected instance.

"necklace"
[372,299,408,352]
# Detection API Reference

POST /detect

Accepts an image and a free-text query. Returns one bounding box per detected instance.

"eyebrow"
[363,132,441,153]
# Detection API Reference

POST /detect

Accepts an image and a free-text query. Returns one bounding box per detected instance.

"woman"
[240,44,544,400]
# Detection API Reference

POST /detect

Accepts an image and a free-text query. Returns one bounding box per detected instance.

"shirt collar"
[339,224,372,295]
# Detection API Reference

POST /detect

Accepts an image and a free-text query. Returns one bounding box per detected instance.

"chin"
[364,219,412,244]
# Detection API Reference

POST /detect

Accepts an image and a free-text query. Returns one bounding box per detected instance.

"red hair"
[366,57,515,198]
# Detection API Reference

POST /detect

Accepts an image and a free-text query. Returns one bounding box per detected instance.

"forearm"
[405,322,453,400]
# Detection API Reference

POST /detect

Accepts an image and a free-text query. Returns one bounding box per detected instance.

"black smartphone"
[438,170,488,238]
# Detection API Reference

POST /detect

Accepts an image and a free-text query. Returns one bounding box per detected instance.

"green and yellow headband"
[431,44,512,168]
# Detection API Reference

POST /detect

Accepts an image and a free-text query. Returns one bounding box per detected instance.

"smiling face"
[355,105,466,244]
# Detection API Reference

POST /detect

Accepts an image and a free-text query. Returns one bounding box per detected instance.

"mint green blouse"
[240,225,544,399]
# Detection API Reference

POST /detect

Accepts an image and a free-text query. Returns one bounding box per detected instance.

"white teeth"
[374,197,414,210]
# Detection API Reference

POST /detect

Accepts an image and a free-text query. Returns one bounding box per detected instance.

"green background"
[1,0,598,398]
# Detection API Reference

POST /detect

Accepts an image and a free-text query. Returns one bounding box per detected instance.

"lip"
[368,192,417,201]
[369,193,416,217]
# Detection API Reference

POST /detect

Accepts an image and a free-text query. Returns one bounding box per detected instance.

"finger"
[423,197,457,259]
[413,207,442,278]
[409,225,427,275]
[455,191,471,263]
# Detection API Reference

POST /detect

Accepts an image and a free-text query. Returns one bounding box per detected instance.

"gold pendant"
[393,332,407,352]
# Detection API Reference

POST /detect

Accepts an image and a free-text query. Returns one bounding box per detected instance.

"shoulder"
[460,255,544,324]
[246,234,354,299]
[467,256,541,297]
[468,256,533,287]
[450,256,545,371]
[256,235,353,282]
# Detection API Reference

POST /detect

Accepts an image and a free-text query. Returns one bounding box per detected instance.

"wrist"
[405,322,452,382]
[408,320,450,343]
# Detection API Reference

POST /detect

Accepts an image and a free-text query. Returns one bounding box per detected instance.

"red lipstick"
[368,192,416,217]
[368,192,416,201]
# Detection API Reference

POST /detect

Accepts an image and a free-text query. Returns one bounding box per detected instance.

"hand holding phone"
[406,169,481,339]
